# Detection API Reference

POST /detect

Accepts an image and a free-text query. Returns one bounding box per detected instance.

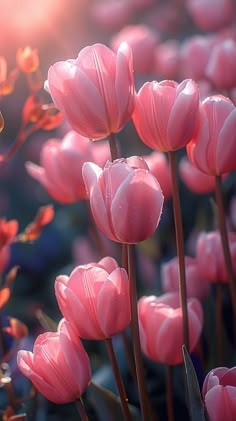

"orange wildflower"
[16,47,39,74]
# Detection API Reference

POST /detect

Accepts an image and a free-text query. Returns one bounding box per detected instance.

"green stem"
[166,366,174,421]
[122,243,129,272]
[127,244,152,421]
[105,338,132,421]
[75,397,89,421]
[108,133,120,161]
[121,244,138,385]
[168,151,189,350]
[121,330,137,385]
[216,282,224,365]
[215,175,236,327]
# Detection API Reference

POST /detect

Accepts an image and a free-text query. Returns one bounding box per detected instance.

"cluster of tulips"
[1,0,236,419]
[9,38,235,421]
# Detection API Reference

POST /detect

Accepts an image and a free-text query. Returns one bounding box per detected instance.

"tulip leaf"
[182,345,206,421]
[35,309,57,332]
[88,381,141,421]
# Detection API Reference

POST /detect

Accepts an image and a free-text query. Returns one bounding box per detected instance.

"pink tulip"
[45,43,135,140]
[132,79,200,152]
[202,367,236,421]
[138,292,203,365]
[17,319,91,404]
[186,0,235,31]
[179,35,213,80]
[55,257,130,339]
[187,95,236,175]
[196,231,236,283]
[82,157,164,244]
[111,24,159,74]
[25,130,110,204]
[154,40,180,80]
[161,256,210,300]
[206,39,236,89]
[90,0,132,32]
[197,80,213,100]
[142,151,172,200]
[179,157,216,194]
[150,3,186,34]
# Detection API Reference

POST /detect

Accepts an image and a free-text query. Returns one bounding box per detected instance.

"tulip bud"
[133,79,200,152]
[46,42,135,140]
[83,157,164,244]
[55,257,131,339]
[17,319,91,404]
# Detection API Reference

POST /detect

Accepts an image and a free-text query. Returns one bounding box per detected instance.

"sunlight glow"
[0,0,62,34]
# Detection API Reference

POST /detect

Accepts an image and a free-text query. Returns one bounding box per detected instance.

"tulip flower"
[154,40,180,80]
[111,24,159,74]
[205,39,236,90]
[17,319,91,404]
[187,95,236,175]
[55,257,131,340]
[186,0,234,31]
[179,157,216,194]
[196,231,236,283]
[132,79,199,152]
[161,256,210,300]
[26,130,110,204]
[82,157,164,244]
[179,35,212,81]
[138,292,203,365]
[90,0,132,32]
[202,366,236,421]
[45,42,135,140]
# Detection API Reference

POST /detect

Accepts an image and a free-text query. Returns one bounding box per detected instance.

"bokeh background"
[0,0,236,419]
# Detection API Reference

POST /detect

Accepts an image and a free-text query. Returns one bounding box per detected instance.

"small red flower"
[18,205,54,242]
[0,219,18,249]
[0,56,19,96]
[16,47,39,74]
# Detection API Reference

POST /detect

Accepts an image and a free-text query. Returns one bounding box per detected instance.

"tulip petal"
[217,108,236,174]
[17,350,69,404]
[97,268,130,336]
[111,170,163,243]
[168,79,199,149]
[83,162,117,240]
[98,256,119,273]
[204,386,233,421]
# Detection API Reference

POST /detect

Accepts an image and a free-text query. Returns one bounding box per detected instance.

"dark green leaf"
[88,381,141,421]
[182,345,206,421]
